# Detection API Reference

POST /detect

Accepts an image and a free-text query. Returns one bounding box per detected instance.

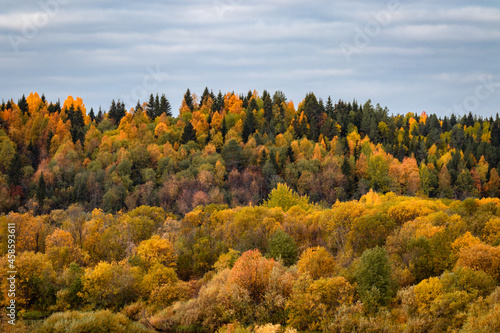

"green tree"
[183,88,194,111]
[181,121,196,144]
[267,229,298,266]
[355,246,395,312]
[36,172,46,205]
[242,109,255,143]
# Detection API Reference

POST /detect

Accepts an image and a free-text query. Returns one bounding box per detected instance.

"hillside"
[2,90,500,332]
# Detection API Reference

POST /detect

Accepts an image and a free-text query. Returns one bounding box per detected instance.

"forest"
[1,90,500,332]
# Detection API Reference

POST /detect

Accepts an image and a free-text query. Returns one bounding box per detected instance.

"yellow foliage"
[414,277,443,314]
[451,232,481,255]
[359,189,381,205]
[456,243,500,281]
[154,122,168,137]
[297,246,335,280]
[484,217,500,245]
[137,235,177,268]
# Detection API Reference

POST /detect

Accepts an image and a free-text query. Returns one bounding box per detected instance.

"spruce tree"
[184,89,194,111]
[36,172,46,205]
[242,109,255,143]
[159,94,172,117]
[18,94,28,114]
[89,107,95,122]
[221,116,227,142]
[147,94,155,119]
[181,121,196,144]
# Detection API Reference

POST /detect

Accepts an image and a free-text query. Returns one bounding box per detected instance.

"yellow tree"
[137,235,177,268]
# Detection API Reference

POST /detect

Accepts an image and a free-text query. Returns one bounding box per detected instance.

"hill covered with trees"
[1,90,500,215]
[2,90,500,332]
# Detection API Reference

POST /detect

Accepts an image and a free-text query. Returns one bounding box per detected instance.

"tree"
[183,88,194,111]
[242,109,255,143]
[355,246,394,311]
[147,93,156,119]
[80,261,141,310]
[301,93,322,141]
[0,251,56,310]
[297,246,336,280]
[108,99,126,125]
[159,94,172,117]
[221,139,245,171]
[36,172,46,205]
[181,121,196,144]
[267,229,298,266]
[263,183,311,212]
[136,235,177,268]
[89,107,95,122]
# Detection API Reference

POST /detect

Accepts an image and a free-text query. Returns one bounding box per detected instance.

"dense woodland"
[2,90,500,332]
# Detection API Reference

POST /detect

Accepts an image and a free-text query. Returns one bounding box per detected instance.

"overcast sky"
[1,0,499,118]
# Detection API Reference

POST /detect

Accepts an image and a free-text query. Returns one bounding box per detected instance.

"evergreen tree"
[221,116,227,142]
[181,121,196,144]
[184,89,194,111]
[89,107,95,122]
[325,96,334,118]
[8,151,22,186]
[249,98,259,112]
[108,100,126,125]
[18,94,28,114]
[147,94,156,119]
[242,109,255,143]
[302,93,321,141]
[154,94,160,114]
[68,106,85,144]
[36,172,47,205]
[134,101,142,114]
[262,90,273,123]
[96,107,103,124]
[200,87,211,106]
[159,94,172,117]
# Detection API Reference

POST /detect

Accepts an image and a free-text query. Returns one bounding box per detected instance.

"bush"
[35,310,153,333]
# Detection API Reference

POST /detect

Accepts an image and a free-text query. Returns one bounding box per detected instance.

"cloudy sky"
[1,0,499,117]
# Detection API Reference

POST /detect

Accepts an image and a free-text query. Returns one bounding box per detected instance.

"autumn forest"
[2,90,500,332]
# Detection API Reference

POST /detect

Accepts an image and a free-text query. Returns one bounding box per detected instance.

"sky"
[1,0,500,118]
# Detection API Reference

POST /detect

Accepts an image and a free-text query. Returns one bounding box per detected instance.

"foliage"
[35,310,153,333]
[297,246,336,280]
[263,183,312,212]
[267,229,298,266]
[354,246,395,312]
